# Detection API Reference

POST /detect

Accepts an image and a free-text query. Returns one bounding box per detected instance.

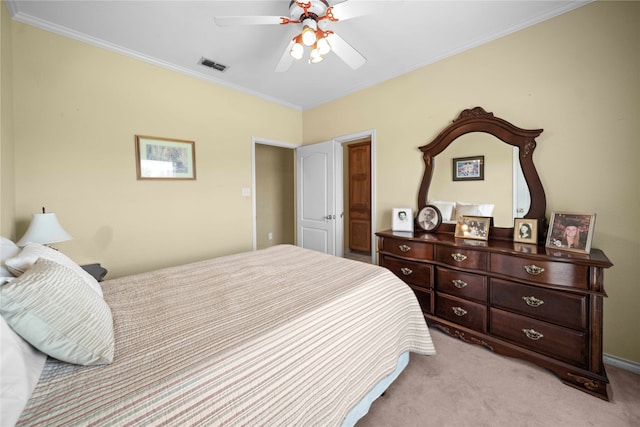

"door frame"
[251,131,376,263]
[251,137,300,251]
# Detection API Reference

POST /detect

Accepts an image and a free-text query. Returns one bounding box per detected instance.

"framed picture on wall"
[392,208,414,232]
[545,211,596,254]
[514,218,538,244]
[135,135,196,180]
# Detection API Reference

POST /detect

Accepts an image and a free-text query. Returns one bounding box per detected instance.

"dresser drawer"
[436,293,486,332]
[436,246,487,270]
[381,255,432,289]
[490,308,587,367]
[381,237,433,259]
[490,254,589,289]
[409,285,433,315]
[490,279,587,330]
[436,267,487,302]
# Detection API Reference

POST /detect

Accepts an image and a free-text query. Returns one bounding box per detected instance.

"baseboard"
[604,353,640,375]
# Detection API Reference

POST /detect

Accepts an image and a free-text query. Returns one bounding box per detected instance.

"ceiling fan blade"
[275,39,296,73]
[329,0,396,21]
[214,16,286,26]
[327,33,366,69]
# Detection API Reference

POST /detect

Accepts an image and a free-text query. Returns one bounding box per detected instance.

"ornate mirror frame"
[418,107,546,241]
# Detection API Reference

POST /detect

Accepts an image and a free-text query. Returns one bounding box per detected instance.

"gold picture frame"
[454,215,490,241]
[514,218,538,244]
[135,135,196,180]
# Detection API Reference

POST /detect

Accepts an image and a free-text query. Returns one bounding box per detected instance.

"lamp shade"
[16,213,72,247]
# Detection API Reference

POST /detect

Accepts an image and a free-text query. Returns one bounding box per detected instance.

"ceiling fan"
[214,0,384,72]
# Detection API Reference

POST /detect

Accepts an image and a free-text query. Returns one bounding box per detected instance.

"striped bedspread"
[18,245,435,426]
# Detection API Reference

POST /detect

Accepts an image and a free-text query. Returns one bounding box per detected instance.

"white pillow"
[0,258,114,366]
[1,315,47,427]
[454,202,481,218]
[428,201,456,221]
[454,202,495,219]
[5,243,103,297]
[0,237,20,277]
[478,204,495,217]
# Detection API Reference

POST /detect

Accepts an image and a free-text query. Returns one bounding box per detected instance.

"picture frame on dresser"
[514,218,538,244]
[392,208,414,232]
[416,205,442,232]
[545,211,596,254]
[454,215,490,240]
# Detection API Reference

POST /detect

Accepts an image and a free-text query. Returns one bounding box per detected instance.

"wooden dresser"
[376,230,613,400]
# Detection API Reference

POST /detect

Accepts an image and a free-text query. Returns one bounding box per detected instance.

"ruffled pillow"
[0,258,114,366]
[5,243,103,297]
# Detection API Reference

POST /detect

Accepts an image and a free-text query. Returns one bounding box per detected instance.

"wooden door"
[348,141,371,253]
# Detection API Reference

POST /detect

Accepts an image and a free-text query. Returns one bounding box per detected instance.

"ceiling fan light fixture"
[290,40,304,60]
[301,18,318,46]
[309,47,323,64]
[316,36,331,55]
[289,34,304,59]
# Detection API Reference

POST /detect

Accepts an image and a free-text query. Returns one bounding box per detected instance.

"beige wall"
[302,2,640,363]
[1,1,16,237]
[8,19,302,277]
[255,144,295,249]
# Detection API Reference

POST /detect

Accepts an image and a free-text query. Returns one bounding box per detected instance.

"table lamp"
[16,207,72,247]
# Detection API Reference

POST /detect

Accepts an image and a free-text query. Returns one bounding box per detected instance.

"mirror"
[418,107,546,240]
[428,132,529,227]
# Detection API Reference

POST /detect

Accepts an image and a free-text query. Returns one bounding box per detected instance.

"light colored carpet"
[357,329,640,426]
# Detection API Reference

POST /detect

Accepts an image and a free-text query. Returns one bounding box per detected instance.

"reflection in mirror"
[428,133,530,227]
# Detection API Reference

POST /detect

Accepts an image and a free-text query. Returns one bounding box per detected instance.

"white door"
[296,141,336,255]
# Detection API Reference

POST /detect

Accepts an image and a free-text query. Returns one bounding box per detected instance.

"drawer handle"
[398,244,411,253]
[522,295,544,307]
[452,306,468,317]
[523,264,545,275]
[451,253,467,262]
[400,267,413,276]
[452,279,468,289]
[522,328,544,340]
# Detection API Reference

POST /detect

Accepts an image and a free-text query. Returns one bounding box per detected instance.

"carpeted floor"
[357,328,640,426]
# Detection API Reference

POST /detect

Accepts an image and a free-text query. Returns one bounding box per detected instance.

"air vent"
[200,58,228,72]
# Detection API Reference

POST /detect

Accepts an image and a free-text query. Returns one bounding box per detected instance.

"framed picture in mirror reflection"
[452,155,484,181]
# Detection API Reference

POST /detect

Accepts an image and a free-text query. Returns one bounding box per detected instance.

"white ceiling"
[6,0,590,111]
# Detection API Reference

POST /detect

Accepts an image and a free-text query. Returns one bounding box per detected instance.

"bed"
[1,242,435,426]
